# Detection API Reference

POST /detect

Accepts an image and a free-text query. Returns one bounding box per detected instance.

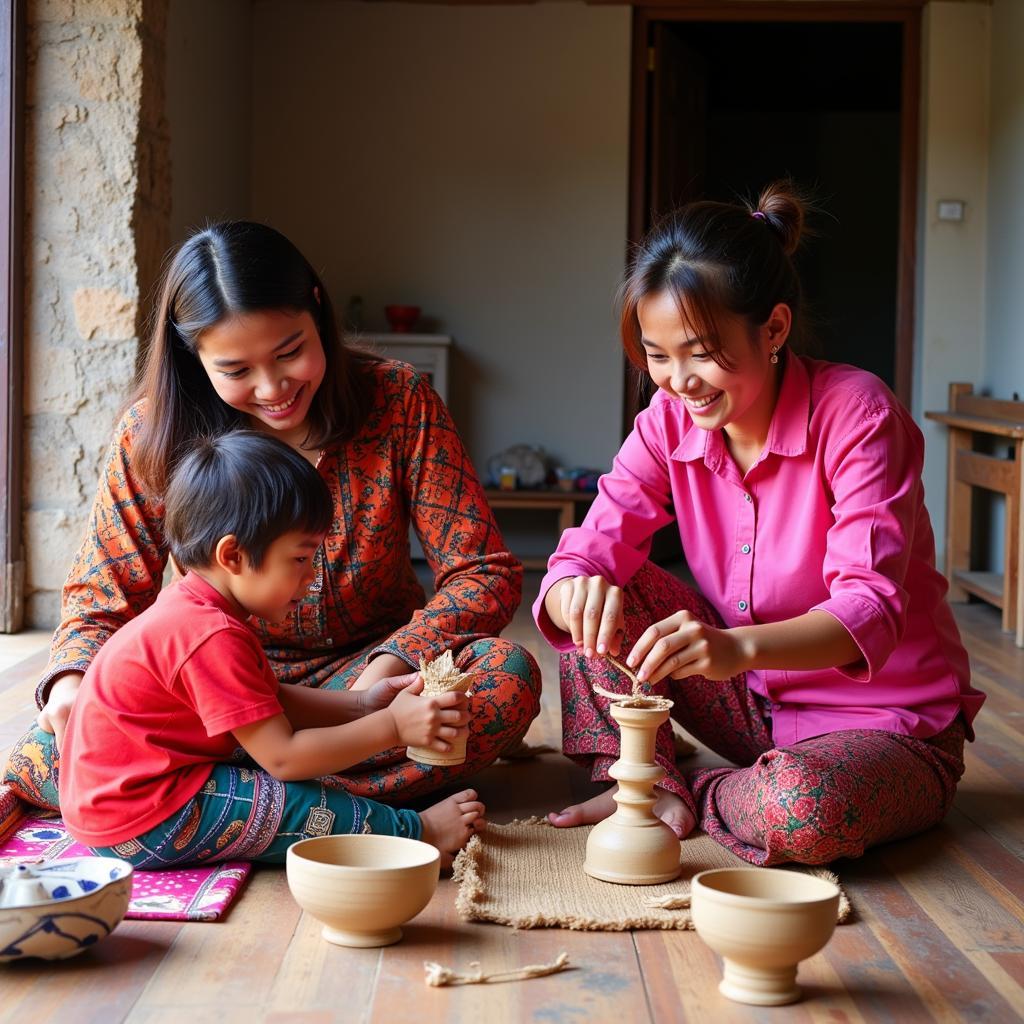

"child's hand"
[358,672,419,716]
[37,672,84,751]
[387,678,470,751]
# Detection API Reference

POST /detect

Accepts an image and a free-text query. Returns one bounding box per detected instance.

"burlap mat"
[453,817,851,931]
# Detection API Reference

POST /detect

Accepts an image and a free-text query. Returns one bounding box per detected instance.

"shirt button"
[326,638,334,646]
[744,493,752,503]
[738,600,748,611]
[741,544,751,554]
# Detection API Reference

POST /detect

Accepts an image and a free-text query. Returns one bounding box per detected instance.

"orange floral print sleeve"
[372,362,523,665]
[37,361,523,705]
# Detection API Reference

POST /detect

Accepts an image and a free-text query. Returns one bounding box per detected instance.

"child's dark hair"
[133,220,381,493]
[620,181,812,371]
[164,430,333,571]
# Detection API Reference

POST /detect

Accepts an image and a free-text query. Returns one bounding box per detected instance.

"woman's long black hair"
[132,221,379,493]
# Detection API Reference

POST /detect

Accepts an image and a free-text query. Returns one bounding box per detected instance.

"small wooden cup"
[691,867,840,1006]
[407,730,469,768]
[406,651,474,768]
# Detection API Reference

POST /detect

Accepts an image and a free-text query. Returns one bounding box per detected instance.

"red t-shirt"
[60,572,283,846]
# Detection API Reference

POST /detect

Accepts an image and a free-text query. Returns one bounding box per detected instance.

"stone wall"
[22,0,169,627]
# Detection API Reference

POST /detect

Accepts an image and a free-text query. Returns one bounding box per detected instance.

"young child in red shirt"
[59,430,484,867]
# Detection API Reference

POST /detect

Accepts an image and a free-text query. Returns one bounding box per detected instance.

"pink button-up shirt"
[534,355,984,746]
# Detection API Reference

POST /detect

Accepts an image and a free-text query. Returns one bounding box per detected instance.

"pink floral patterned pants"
[559,562,966,865]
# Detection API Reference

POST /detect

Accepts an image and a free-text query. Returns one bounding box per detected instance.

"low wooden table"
[484,487,596,570]
[926,383,1024,647]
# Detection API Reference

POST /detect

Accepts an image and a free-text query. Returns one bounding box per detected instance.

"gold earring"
[769,345,779,365]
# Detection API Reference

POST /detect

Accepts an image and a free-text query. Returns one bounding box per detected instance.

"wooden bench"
[926,383,1024,647]
[484,487,596,570]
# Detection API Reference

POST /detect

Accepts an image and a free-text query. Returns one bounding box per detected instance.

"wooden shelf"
[483,488,596,570]
[924,410,1024,439]
[952,570,1003,607]
[927,382,1024,647]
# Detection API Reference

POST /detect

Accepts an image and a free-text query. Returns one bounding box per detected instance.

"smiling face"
[195,308,327,448]
[228,530,324,623]
[638,290,789,457]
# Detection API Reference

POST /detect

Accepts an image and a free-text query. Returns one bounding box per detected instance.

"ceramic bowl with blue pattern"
[0,857,134,962]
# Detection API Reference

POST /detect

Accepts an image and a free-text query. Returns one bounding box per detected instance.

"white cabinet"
[361,333,452,404]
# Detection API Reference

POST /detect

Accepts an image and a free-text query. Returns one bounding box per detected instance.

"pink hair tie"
[751,211,767,221]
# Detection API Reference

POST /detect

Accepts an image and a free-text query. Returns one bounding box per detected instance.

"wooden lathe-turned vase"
[584,700,682,885]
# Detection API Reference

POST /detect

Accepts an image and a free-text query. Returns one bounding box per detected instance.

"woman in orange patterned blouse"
[5,221,540,812]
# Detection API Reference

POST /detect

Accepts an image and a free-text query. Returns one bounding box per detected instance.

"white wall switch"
[937,200,966,222]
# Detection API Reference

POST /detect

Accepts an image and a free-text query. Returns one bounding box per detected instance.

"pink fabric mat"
[0,799,251,922]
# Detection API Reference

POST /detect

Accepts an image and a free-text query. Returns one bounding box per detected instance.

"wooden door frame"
[624,1,921,430]
[0,0,24,632]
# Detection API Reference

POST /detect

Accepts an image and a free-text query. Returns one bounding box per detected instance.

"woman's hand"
[36,672,84,750]
[357,672,420,716]
[386,678,470,752]
[545,575,625,659]
[628,610,752,685]
[348,652,414,691]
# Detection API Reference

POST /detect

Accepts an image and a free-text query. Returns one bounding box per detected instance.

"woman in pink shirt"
[533,183,985,865]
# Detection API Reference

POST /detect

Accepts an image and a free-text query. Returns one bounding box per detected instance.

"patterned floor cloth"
[0,797,250,922]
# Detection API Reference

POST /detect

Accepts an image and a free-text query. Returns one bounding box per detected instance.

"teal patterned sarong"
[89,762,422,867]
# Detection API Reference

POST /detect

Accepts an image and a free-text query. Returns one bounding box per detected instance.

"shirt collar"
[672,415,712,463]
[764,352,810,458]
[178,570,248,623]
[669,352,810,466]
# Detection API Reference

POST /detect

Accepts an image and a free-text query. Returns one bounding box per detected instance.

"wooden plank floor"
[1,579,1022,1023]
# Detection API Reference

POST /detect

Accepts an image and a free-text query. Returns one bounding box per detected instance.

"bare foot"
[547,785,696,839]
[419,788,486,869]
[546,787,616,828]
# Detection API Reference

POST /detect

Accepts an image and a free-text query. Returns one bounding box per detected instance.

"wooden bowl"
[286,834,439,947]
[691,867,840,1006]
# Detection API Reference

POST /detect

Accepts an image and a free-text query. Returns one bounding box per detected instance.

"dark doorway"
[626,8,919,429]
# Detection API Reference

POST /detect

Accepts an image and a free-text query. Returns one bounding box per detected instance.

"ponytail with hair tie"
[619,178,815,369]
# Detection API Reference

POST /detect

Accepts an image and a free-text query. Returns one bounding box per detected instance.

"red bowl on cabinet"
[384,305,421,333]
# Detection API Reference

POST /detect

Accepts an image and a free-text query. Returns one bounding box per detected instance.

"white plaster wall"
[980,0,1024,571]
[914,1,992,571]
[984,0,1024,391]
[166,0,252,246]
[249,0,630,475]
